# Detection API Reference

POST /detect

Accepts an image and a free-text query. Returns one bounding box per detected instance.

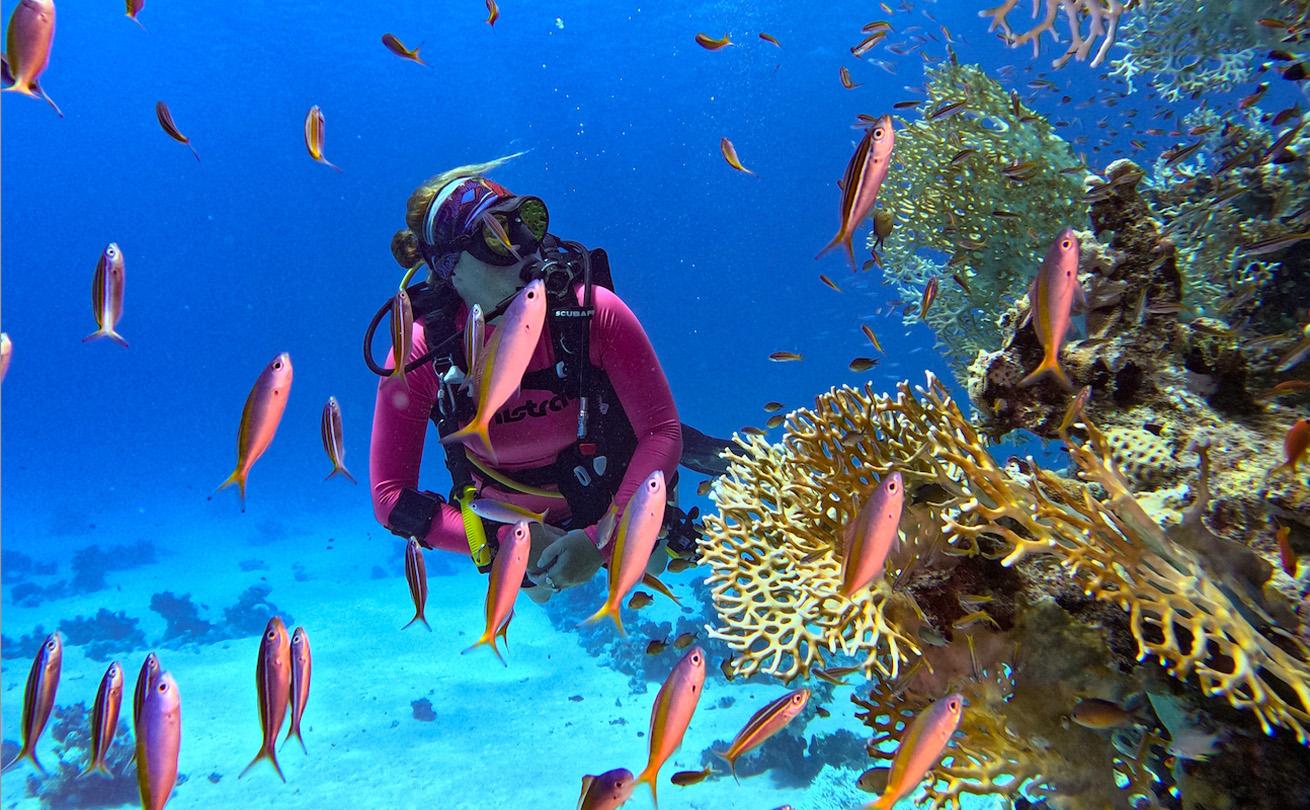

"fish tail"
[325,464,357,484]
[865,794,896,810]
[461,630,507,666]
[3,83,39,99]
[238,744,285,782]
[81,328,130,348]
[712,750,740,784]
[210,469,248,511]
[635,765,660,810]
[401,611,431,632]
[1018,353,1073,391]
[441,419,494,460]
[814,228,852,263]
[281,724,308,755]
[579,602,625,636]
[187,142,200,162]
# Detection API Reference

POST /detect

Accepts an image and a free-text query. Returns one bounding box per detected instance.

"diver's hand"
[532,530,603,591]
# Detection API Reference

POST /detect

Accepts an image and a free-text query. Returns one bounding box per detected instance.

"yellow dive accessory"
[456,485,492,568]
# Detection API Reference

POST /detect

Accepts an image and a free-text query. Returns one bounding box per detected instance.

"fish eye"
[874,128,884,138]
[267,630,276,639]
[888,481,897,491]
[949,699,961,710]
[46,640,56,650]
[274,361,282,369]
[1061,239,1072,250]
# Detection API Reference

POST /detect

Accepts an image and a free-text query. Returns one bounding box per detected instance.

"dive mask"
[432,195,550,273]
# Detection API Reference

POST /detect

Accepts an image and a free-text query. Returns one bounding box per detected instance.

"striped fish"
[138,671,181,810]
[714,688,810,780]
[155,101,199,161]
[463,520,531,665]
[1019,229,1082,390]
[4,0,57,105]
[240,617,291,782]
[403,538,430,631]
[2,632,62,774]
[469,498,547,525]
[84,661,124,776]
[817,115,895,268]
[460,303,485,396]
[578,768,636,810]
[320,396,355,483]
[635,645,707,809]
[211,352,293,511]
[303,105,340,171]
[285,626,312,754]
[866,693,964,809]
[83,242,128,347]
[2,332,12,381]
[582,470,668,636]
[389,288,414,390]
[841,471,904,597]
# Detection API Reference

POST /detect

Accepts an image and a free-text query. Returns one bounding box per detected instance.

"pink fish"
[582,470,668,635]
[403,538,430,631]
[83,242,128,347]
[285,626,312,754]
[441,279,546,460]
[1,332,11,381]
[636,645,707,808]
[463,520,531,665]
[320,396,355,483]
[388,287,414,390]
[240,617,291,782]
[461,303,485,396]
[84,661,124,776]
[578,767,636,809]
[2,632,61,774]
[303,105,340,171]
[841,471,904,597]
[4,1,57,107]
[715,688,810,780]
[124,0,146,29]
[0,51,59,115]
[133,652,161,732]
[1020,228,1082,390]
[818,115,895,268]
[866,693,964,809]
[138,671,181,810]
[212,352,293,510]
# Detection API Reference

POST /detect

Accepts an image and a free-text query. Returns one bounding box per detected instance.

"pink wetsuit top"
[369,285,682,553]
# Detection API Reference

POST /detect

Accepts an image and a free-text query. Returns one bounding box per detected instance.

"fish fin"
[865,795,896,810]
[814,229,856,269]
[635,765,660,810]
[1020,279,1035,329]
[38,86,63,117]
[2,83,39,99]
[238,745,285,782]
[1,746,35,774]
[318,157,343,172]
[401,611,431,631]
[187,142,200,162]
[281,725,308,755]
[81,328,130,348]
[461,629,507,666]
[497,611,513,650]
[210,469,247,512]
[640,572,681,605]
[711,750,740,784]
[441,420,495,462]
[325,465,357,484]
[579,601,625,636]
[1019,354,1073,391]
[295,728,307,755]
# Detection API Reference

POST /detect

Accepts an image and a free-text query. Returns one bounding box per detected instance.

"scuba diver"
[365,154,729,604]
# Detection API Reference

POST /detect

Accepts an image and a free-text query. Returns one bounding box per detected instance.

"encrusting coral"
[700,371,1310,806]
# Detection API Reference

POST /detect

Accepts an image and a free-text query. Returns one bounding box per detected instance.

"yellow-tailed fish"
[320,396,355,483]
[1057,385,1092,434]
[4,0,57,108]
[919,276,938,319]
[285,626,311,754]
[403,538,430,630]
[818,116,894,268]
[841,471,903,597]
[636,646,707,808]
[212,352,293,511]
[84,661,124,776]
[389,288,414,390]
[866,693,964,809]
[240,617,291,782]
[1019,228,1082,390]
[485,0,499,28]
[861,323,883,353]
[463,520,531,665]
[720,137,753,174]
[2,632,61,774]
[441,280,546,460]
[582,470,668,635]
[82,242,127,347]
[769,351,802,362]
[714,688,809,780]
[579,767,636,810]
[381,33,425,65]
[1,332,10,381]
[303,105,340,171]
[137,670,180,810]
[155,101,199,161]
[1,51,60,115]
[125,0,145,29]
[461,303,485,396]
[470,498,547,525]
[1276,525,1297,577]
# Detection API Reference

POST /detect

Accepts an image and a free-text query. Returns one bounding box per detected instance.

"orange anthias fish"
[240,617,292,782]
[285,626,312,754]
[381,33,425,65]
[1276,417,1310,476]
[866,693,964,810]
[442,280,546,460]
[758,32,780,47]
[1020,228,1083,390]
[695,32,732,50]
[138,670,181,810]
[1276,525,1298,577]
[4,0,58,109]
[841,471,903,597]
[583,470,669,635]
[919,276,938,320]
[389,287,414,390]
[125,0,146,29]
[320,396,355,483]
[579,767,636,810]
[720,137,753,174]
[155,101,199,161]
[485,0,499,28]
[636,646,707,808]
[818,116,895,269]
[715,689,810,780]
[212,352,293,510]
[3,632,61,774]
[84,661,124,776]
[840,65,862,89]
[464,520,531,665]
[303,105,340,171]
[1,51,60,116]
[83,242,128,347]
[403,538,430,630]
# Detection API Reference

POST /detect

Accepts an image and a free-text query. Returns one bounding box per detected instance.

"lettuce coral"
[871,62,1086,386]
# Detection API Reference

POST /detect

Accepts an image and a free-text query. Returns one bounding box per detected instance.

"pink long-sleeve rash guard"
[369,284,682,554]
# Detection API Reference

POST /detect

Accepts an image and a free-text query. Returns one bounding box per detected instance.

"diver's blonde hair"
[389,151,527,276]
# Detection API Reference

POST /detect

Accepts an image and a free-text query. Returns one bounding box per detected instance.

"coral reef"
[69,541,156,593]
[56,610,147,663]
[980,0,1134,68]
[222,584,291,636]
[13,701,141,809]
[2,626,54,660]
[871,61,1086,386]
[700,373,1310,807]
[149,585,291,645]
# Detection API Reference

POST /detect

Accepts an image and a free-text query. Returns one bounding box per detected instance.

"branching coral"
[980,0,1134,67]
[871,62,1085,386]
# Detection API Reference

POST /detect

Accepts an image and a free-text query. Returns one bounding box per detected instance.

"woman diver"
[367,155,720,603]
